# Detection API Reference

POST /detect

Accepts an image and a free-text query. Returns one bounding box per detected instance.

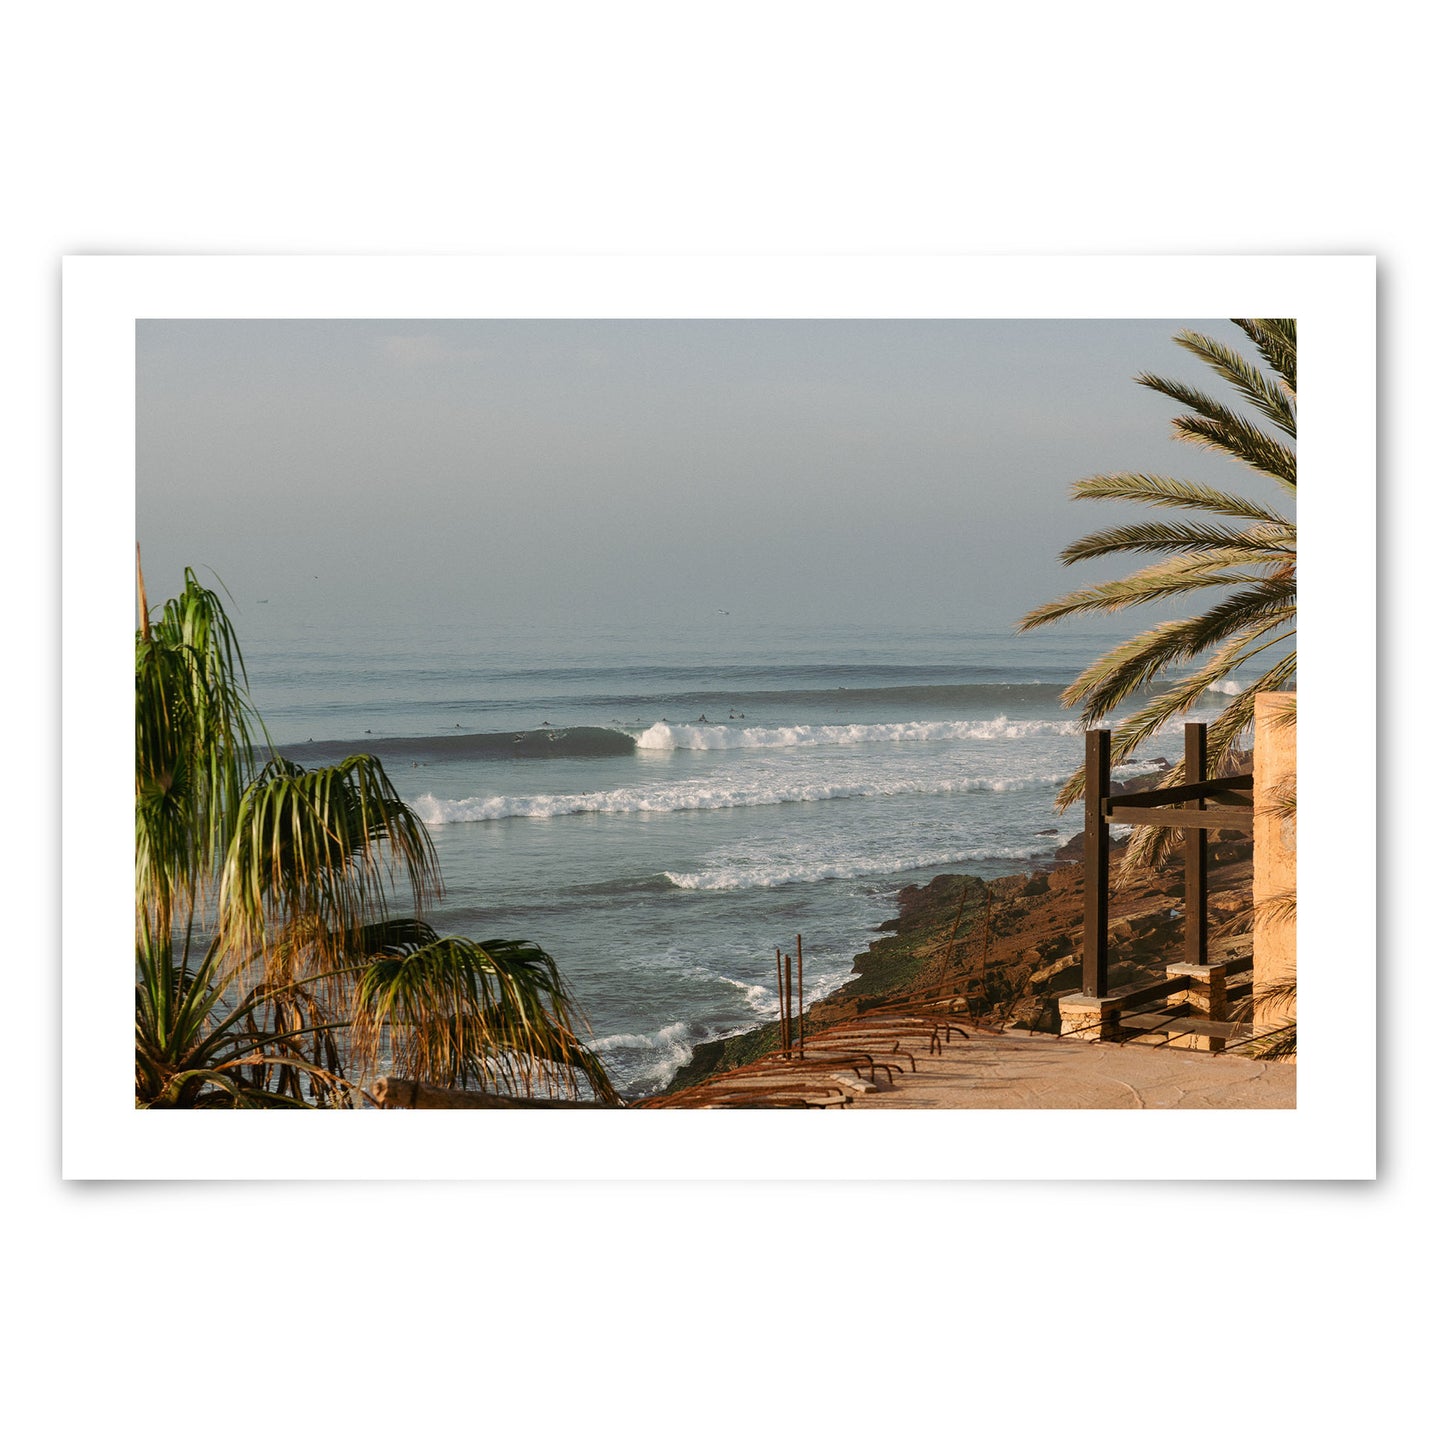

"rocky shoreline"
[650,763,1254,1098]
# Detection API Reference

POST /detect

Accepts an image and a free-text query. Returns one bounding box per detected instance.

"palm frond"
[1019,318,1296,868]
[1269,694,1298,731]
[1231,318,1297,395]
[1059,518,1294,564]
[1260,775,1296,822]
[1250,972,1298,1013]
[1068,473,1291,524]
[1052,641,1295,816]
[1113,662,1295,871]
[1249,890,1298,930]
[1059,588,1294,720]
[352,934,619,1103]
[1245,1026,1297,1061]
[1162,328,1297,436]
[136,566,620,1108]
[219,753,442,978]
[135,571,264,940]
[1234,966,1297,1060]
[1019,553,1288,629]
[135,936,349,1108]
[1168,411,1297,488]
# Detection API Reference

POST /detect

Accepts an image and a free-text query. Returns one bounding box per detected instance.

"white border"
[63,254,1375,1179]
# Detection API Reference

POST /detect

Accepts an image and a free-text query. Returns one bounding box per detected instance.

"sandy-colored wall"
[1253,692,1296,1032]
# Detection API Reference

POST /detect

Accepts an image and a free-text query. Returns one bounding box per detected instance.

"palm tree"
[1018,319,1296,862]
[135,560,618,1107]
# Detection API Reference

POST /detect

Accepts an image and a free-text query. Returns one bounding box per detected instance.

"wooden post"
[1082,728,1111,998]
[796,934,804,1059]
[1184,722,1208,969]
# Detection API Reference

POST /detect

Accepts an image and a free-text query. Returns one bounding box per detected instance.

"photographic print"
[64,256,1374,1177]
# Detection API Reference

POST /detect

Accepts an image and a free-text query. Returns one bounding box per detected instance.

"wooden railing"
[1056,952,1255,1045]
[1081,721,1254,999]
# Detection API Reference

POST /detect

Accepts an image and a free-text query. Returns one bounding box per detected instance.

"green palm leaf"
[135,570,264,948]
[219,753,442,978]
[1058,584,1295,722]
[1163,328,1296,435]
[1019,552,1289,626]
[135,936,349,1107]
[135,564,619,1108]
[1167,411,1296,487]
[1067,473,1291,524]
[1059,518,1293,563]
[1230,319,1296,394]
[352,932,619,1104]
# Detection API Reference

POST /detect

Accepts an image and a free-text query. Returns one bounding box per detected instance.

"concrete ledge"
[1166,961,1227,981]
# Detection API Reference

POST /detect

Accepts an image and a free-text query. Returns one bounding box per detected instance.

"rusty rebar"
[775,947,786,1053]
[783,952,793,1058]
[797,933,804,1059]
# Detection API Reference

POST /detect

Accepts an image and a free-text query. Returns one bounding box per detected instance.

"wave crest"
[634,716,1086,751]
[413,770,1070,825]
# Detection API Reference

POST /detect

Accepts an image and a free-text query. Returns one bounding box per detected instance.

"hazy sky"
[136,318,1270,634]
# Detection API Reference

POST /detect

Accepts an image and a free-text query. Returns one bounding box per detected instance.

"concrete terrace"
[643,1012,1295,1109]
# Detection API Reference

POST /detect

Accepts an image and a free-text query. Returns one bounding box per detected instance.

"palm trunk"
[136,544,151,640]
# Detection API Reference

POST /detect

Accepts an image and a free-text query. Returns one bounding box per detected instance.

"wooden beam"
[1202,788,1255,807]
[1082,729,1111,998]
[1118,1014,1250,1040]
[1104,805,1255,831]
[1164,1018,1254,1040]
[1108,775,1254,809]
[1105,973,1192,1008]
[1185,723,1207,969]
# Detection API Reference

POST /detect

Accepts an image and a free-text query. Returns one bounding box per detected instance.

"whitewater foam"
[588,1019,700,1090]
[713,974,778,1017]
[634,716,1088,751]
[412,769,1072,825]
[664,841,1060,892]
[631,710,1226,753]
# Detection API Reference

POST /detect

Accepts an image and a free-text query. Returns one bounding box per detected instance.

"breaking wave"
[634,716,1085,751]
[589,1020,699,1092]
[279,725,636,766]
[413,770,1070,825]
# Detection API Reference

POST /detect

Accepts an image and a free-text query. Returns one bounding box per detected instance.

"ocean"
[239,612,1232,1097]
